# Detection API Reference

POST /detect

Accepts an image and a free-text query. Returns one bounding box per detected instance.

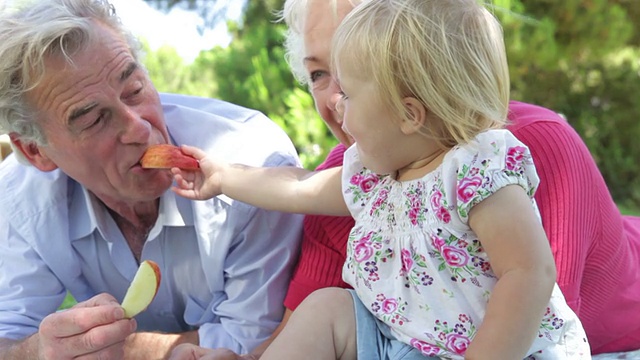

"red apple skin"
[140,144,199,170]
[146,260,161,297]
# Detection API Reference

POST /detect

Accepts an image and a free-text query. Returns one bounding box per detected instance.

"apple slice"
[140,144,199,170]
[120,260,161,318]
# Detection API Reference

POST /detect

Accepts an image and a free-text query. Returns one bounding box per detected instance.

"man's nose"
[118,106,151,144]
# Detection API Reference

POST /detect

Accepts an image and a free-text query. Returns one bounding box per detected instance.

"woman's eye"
[309,70,325,83]
[339,90,348,100]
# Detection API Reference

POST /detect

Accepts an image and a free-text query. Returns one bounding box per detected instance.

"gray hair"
[278,0,365,86]
[0,0,141,145]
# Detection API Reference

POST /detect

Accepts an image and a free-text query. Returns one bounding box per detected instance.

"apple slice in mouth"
[120,260,161,318]
[140,144,199,170]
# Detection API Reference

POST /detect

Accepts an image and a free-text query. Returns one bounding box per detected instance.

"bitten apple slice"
[140,144,199,170]
[120,260,161,318]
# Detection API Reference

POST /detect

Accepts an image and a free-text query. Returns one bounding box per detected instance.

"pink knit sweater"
[283,101,640,354]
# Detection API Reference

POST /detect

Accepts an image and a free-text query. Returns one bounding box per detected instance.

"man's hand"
[37,293,135,359]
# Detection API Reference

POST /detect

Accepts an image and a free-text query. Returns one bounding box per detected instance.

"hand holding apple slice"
[120,260,161,318]
[140,144,199,170]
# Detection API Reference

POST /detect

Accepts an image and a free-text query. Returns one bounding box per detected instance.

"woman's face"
[303,0,355,147]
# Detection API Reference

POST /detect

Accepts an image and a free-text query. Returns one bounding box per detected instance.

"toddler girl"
[172,0,590,358]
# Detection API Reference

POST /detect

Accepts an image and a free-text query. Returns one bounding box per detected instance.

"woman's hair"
[279,0,365,85]
[333,0,510,147]
[0,0,141,145]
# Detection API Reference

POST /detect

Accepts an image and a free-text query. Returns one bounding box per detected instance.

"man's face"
[25,22,172,205]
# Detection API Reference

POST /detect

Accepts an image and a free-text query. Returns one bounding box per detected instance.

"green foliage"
[268,88,339,168]
[142,42,217,97]
[143,0,241,32]
[494,0,640,207]
[144,0,332,169]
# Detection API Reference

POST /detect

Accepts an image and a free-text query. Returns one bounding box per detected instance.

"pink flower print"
[381,298,398,314]
[445,333,471,355]
[431,235,446,252]
[457,175,483,203]
[409,194,422,208]
[400,249,413,275]
[409,208,420,226]
[436,206,451,223]
[410,339,441,357]
[359,174,379,193]
[350,173,364,185]
[506,146,527,171]
[442,246,470,267]
[370,188,389,215]
[430,189,443,210]
[354,239,374,263]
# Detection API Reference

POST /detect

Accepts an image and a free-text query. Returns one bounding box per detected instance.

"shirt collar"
[69,182,194,241]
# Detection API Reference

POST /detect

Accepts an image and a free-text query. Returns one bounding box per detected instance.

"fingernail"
[114,307,125,319]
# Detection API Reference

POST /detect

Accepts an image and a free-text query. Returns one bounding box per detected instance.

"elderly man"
[0,0,302,359]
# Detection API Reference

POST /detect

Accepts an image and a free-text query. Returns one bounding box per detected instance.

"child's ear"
[400,97,427,135]
[9,133,58,171]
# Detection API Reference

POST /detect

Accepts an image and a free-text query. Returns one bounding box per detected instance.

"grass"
[59,292,77,311]
[620,205,640,216]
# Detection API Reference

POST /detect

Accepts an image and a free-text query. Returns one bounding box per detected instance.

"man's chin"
[132,171,173,198]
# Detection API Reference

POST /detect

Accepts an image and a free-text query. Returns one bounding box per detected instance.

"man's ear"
[399,97,427,135]
[9,133,58,171]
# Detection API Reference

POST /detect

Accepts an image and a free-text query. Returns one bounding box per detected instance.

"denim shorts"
[348,289,436,360]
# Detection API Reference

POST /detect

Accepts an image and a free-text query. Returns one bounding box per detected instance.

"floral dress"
[341,129,590,359]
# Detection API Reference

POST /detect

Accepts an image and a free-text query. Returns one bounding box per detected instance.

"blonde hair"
[332,0,510,147]
[279,0,366,85]
[0,0,140,145]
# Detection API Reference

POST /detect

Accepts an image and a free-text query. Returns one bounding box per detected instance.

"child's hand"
[171,145,227,200]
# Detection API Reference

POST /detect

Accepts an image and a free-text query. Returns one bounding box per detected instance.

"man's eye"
[82,111,106,131]
[89,113,105,128]
[130,87,143,97]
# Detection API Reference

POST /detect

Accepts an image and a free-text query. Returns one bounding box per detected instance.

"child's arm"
[464,185,556,360]
[171,145,349,216]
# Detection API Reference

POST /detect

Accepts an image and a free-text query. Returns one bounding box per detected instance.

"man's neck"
[98,195,160,262]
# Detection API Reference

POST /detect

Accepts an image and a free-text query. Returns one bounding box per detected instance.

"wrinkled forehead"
[303,0,356,30]
[303,0,354,45]
[27,23,137,122]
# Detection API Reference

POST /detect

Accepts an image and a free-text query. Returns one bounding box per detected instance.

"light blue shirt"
[0,93,303,352]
